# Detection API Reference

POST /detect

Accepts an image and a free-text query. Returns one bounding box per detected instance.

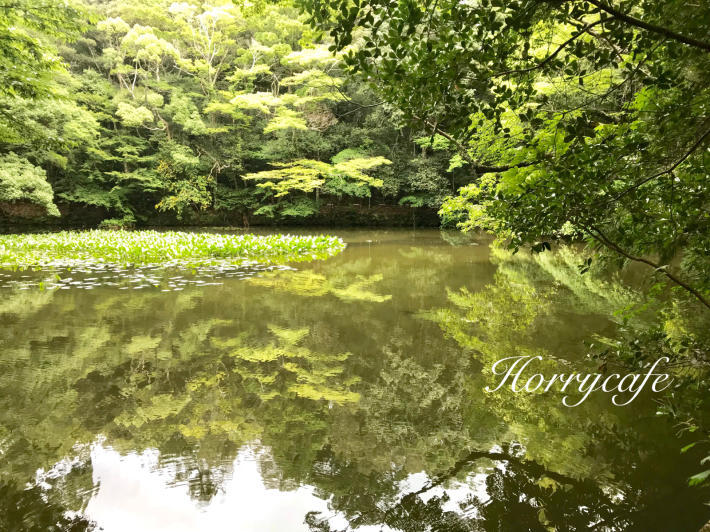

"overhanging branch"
[493,19,603,77]
[606,126,710,205]
[583,223,710,310]
[584,0,710,52]
[412,115,540,175]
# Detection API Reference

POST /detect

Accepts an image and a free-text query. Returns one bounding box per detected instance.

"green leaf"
[688,470,710,487]
[681,443,697,453]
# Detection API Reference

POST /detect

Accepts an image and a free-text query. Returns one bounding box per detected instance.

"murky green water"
[1,229,708,531]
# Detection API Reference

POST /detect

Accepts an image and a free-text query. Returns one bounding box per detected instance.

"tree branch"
[402,448,585,500]
[583,224,710,310]
[412,115,540,174]
[493,19,603,77]
[364,446,591,528]
[607,126,710,205]
[583,0,710,52]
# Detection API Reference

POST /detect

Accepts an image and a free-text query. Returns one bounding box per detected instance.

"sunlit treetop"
[0,0,90,97]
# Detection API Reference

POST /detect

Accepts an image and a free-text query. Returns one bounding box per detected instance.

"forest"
[0,0,456,228]
[2,0,709,304]
[1,0,710,530]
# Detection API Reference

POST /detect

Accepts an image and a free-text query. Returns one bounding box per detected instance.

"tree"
[0,153,59,218]
[244,155,390,217]
[0,0,88,98]
[0,0,461,227]
[300,0,710,309]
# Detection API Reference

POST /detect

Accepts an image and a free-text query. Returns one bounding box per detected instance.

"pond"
[1,228,708,531]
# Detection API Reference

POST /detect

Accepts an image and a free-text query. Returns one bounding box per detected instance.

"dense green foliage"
[301,0,710,309]
[0,153,60,218]
[0,0,88,98]
[0,230,344,266]
[298,0,710,483]
[0,0,455,227]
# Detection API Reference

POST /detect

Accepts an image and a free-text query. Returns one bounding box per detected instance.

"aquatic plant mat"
[0,230,345,290]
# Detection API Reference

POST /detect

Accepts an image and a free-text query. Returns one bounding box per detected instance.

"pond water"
[1,228,708,531]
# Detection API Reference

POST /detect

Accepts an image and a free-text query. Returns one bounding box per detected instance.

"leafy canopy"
[300,0,710,309]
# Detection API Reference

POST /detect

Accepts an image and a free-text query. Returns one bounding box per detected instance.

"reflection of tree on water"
[0,282,365,510]
[306,443,640,532]
[303,247,707,531]
[0,481,97,532]
[250,269,392,303]
[422,251,630,481]
[231,325,360,403]
[0,240,707,530]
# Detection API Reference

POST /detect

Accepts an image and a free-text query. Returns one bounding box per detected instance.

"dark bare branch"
[584,0,710,52]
